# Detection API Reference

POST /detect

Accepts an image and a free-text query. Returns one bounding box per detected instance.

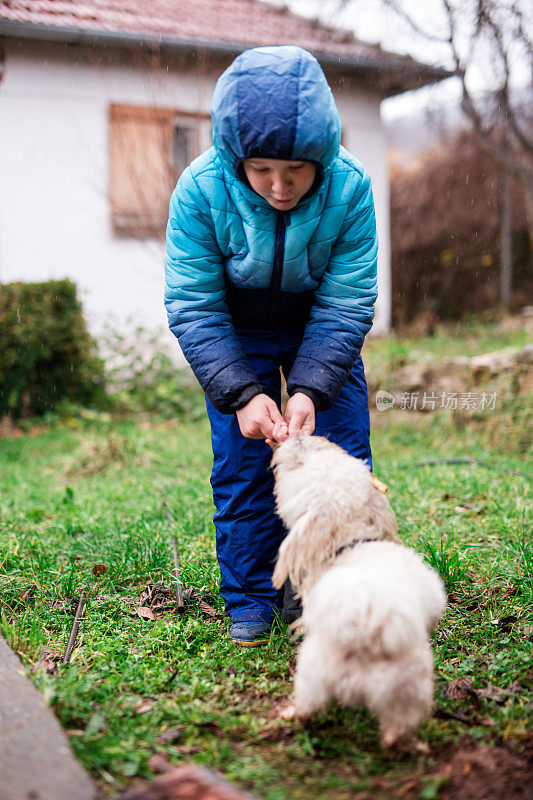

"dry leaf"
[399,777,420,796]
[183,585,202,603]
[492,585,518,597]
[20,585,36,601]
[148,754,174,774]
[136,581,223,621]
[199,599,224,618]
[445,677,483,709]
[48,597,77,611]
[256,721,294,743]
[174,744,201,755]
[138,581,175,610]
[462,599,481,612]
[500,614,519,625]
[136,606,155,621]
[156,728,183,745]
[133,700,157,714]
[460,502,484,514]
[445,677,475,700]
[197,720,224,736]
[93,564,108,576]
[32,647,62,675]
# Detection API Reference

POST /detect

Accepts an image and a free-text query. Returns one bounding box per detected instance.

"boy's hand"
[285,393,315,436]
[266,420,289,447]
[236,393,285,440]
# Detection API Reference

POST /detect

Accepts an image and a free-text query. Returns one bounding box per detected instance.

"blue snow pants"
[205,328,372,624]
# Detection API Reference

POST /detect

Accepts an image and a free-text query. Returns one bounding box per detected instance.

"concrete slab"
[0,634,98,800]
[118,763,258,799]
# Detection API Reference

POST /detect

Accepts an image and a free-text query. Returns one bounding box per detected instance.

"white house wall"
[330,77,390,337]
[0,39,391,351]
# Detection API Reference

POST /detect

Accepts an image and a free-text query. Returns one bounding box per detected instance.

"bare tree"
[338,0,533,307]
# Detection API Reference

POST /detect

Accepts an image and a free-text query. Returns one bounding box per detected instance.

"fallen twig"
[416,457,477,467]
[163,503,185,612]
[433,707,472,724]
[411,456,528,479]
[62,591,86,665]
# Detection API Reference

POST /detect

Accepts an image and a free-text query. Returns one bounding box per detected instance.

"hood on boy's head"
[211,46,342,181]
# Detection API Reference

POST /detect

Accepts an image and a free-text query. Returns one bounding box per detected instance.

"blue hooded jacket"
[164,45,378,414]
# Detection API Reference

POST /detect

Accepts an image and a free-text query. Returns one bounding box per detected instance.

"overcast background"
[263,0,532,153]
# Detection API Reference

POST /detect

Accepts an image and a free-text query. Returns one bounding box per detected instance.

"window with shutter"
[109,104,210,238]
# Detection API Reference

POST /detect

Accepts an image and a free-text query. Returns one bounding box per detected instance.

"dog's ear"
[272,553,289,590]
[366,489,401,543]
[273,508,339,593]
[380,508,401,543]
[383,510,401,543]
[272,512,313,590]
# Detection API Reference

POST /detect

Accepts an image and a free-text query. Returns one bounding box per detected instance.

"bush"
[100,325,205,420]
[0,280,105,418]
[390,129,532,322]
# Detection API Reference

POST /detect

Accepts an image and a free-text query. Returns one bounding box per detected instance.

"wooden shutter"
[109,104,209,238]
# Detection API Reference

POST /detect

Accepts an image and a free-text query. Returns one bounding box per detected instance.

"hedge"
[0,280,105,418]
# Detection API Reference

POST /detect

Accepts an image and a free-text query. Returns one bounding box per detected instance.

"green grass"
[362,314,529,377]
[1,321,532,799]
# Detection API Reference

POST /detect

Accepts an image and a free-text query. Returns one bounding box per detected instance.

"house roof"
[0,0,451,96]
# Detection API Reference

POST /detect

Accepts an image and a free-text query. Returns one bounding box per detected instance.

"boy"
[165,45,377,645]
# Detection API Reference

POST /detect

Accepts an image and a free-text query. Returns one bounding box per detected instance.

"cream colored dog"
[271,435,446,747]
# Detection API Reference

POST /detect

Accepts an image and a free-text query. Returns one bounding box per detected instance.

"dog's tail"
[303,567,423,660]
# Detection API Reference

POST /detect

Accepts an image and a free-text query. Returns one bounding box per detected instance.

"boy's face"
[242,159,316,210]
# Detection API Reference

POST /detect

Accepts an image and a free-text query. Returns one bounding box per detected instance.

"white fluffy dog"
[271,435,446,747]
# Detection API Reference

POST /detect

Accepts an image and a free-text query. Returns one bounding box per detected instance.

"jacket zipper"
[271,210,291,291]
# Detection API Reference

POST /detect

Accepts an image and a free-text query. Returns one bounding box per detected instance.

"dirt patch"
[401,736,533,800]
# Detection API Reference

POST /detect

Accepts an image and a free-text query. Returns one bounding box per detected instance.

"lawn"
[0,321,531,799]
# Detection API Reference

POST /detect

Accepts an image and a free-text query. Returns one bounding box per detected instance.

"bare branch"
[473,0,533,152]
[509,1,533,58]
[336,0,533,197]
[380,0,453,44]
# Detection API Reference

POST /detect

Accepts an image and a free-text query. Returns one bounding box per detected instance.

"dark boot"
[229,620,271,646]
[281,579,302,624]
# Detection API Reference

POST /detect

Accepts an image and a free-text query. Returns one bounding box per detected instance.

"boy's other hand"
[266,419,289,447]
[236,393,285,440]
[285,393,315,436]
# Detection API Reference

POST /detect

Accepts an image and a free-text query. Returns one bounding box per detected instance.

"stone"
[117,763,258,800]
[517,344,533,365]
[470,349,518,376]
[0,634,97,800]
